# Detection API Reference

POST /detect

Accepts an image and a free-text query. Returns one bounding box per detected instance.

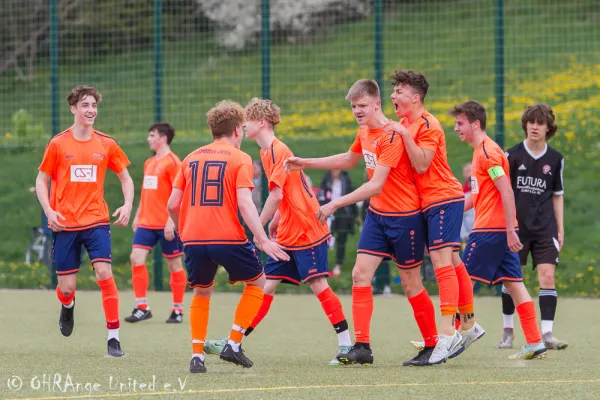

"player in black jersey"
[499,104,567,350]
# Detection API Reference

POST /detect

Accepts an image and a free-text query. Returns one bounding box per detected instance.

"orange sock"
[455,262,474,316]
[435,265,459,316]
[190,295,210,354]
[317,287,347,325]
[516,301,542,344]
[97,276,120,330]
[247,293,274,335]
[132,264,149,310]
[170,269,187,312]
[56,285,75,305]
[230,285,264,343]
[352,286,373,344]
[408,289,438,347]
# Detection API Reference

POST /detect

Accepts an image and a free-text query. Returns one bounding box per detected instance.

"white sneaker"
[449,322,486,359]
[429,331,462,365]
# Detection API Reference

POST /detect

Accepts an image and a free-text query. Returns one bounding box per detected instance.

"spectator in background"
[319,170,358,277]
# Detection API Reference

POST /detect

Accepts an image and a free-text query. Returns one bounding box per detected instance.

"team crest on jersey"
[542,165,552,175]
[93,153,106,160]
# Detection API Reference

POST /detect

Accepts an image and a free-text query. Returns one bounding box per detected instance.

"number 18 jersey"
[173,141,254,245]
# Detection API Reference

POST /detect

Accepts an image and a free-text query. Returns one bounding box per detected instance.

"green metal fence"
[2,0,599,291]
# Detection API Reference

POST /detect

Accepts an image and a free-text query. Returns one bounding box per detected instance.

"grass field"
[1,290,599,400]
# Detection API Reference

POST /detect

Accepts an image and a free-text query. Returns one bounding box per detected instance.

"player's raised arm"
[284,150,362,174]
[237,187,289,261]
[493,174,523,253]
[317,164,391,223]
[113,168,134,227]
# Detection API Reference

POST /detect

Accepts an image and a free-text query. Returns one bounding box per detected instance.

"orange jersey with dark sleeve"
[349,124,421,216]
[470,137,518,232]
[261,138,330,250]
[38,129,130,231]
[137,151,182,229]
[173,141,254,245]
[401,111,464,210]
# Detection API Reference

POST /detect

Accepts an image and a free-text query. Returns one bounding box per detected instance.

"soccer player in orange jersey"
[285,80,439,366]
[167,100,289,373]
[385,70,483,364]
[35,85,134,357]
[125,122,186,324]
[215,98,351,365]
[451,100,547,360]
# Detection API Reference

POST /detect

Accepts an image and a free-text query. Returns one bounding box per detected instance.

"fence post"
[494,0,505,148]
[48,0,60,287]
[374,0,384,104]
[260,0,271,264]
[153,0,164,291]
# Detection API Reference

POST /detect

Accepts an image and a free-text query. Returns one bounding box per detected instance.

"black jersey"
[506,141,564,239]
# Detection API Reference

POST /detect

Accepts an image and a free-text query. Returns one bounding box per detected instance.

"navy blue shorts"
[357,210,426,269]
[423,200,463,252]
[133,227,184,258]
[463,231,522,286]
[53,225,111,275]
[184,242,264,288]
[265,241,329,285]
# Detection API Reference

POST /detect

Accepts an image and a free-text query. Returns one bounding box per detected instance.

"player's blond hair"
[345,79,380,101]
[206,100,245,138]
[244,97,281,126]
[67,85,102,106]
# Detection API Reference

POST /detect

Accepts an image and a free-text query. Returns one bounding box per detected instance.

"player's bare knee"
[538,265,556,288]
[58,276,77,294]
[193,286,212,298]
[503,281,532,305]
[130,248,148,266]
[309,277,329,295]
[94,263,113,281]
[352,265,370,286]
[399,268,423,297]
[263,279,279,296]
[429,247,453,269]
[166,257,183,273]
[247,273,266,289]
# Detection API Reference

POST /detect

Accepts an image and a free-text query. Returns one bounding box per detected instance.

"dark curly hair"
[521,104,558,140]
[390,69,429,102]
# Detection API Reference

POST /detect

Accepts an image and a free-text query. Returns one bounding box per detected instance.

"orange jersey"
[173,141,254,245]
[38,128,130,231]
[261,138,330,250]
[350,124,420,216]
[137,151,182,229]
[470,137,518,232]
[401,111,464,210]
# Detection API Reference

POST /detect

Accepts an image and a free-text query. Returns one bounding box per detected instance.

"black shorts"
[519,237,560,268]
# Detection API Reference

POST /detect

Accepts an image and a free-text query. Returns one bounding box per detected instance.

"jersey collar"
[523,140,547,160]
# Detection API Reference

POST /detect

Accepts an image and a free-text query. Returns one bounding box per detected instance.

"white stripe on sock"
[503,313,514,329]
[541,320,554,334]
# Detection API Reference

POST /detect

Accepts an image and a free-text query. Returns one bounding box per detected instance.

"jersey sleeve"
[506,147,517,190]
[108,143,131,174]
[349,134,362,153]
[39,140,58,176]
[553,156,565,195]
[416,125,442,153]
[236,155,255,189]
[480,145,506,181]
[376,131,403,168]
[173,162,186,190]
[267,145,288,191]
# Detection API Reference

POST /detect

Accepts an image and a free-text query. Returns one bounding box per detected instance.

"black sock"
[244,327,254,337]
[501,286,515,316]
[354,341,371,351]
[539,288,557,321]
[333,319,349,334]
